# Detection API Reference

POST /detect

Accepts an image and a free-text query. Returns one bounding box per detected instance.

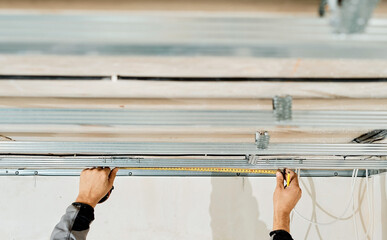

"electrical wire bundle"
[292,169,374,240]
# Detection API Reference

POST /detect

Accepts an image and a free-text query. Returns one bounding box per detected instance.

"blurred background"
[0,1,386,240]
[0,0,387,57]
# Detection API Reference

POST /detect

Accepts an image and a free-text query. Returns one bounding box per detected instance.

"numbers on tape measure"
[120,167,276,175]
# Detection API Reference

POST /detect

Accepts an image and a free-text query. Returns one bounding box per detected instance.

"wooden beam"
[1,125,383,143]
[2,56,387,78]
[0,80,386,98]
[0,97,386,110]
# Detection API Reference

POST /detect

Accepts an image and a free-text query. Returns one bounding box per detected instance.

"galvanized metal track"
[0,142,385,177]
[1,142,387,156]
[0,155,385,169]
[0,168,369,178]
[1,12,387,58]
[1,108,386,128]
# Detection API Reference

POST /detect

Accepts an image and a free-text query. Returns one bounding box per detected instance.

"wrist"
[76,195,97,208]
[273,211,290,233]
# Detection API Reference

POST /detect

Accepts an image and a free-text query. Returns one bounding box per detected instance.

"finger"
[80,168,89,176]
[276,169,284,189]
[103,167,111,174]
[286,169,299,187]
[108,168,119,186]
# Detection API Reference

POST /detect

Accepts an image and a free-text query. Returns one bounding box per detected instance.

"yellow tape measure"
[120,167,277,175]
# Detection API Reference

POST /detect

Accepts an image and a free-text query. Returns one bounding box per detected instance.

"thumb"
[276,170,284,189]
[108,168,119,187]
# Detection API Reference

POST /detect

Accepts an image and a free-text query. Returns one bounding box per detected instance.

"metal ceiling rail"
[0,142,384,177]
[2,12,387,58]
[1,142,386,156]
[0,142,385,155]
[0,156,385,169]
[0,169,369,178]
[1,108,386,128]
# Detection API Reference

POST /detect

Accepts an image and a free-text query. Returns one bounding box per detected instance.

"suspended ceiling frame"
[0,141,385,177]
[1,12,386,177]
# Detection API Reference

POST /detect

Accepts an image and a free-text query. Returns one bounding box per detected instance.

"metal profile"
[255,131,270,149]
[352,129,387,143]
[273,95,292,121]
[0,108,386,128]
[1,142,387,156]
[2,13,387,58]
[0,142,385,178]
[0,168,368,178]
[0,155,385,169]
[329,0,380,34]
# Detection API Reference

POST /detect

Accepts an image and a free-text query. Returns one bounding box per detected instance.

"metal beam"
[0,155,385,169]
[1,12,387,58]
[0,168,368,178]
[0,142,385,177]
[1,142,387,156]
[0,108,386,128]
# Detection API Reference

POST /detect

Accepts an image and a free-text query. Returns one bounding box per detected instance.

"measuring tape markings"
[120,167,277,175]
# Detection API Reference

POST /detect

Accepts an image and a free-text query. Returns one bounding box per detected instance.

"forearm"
[271,169,301,240]
[271,212,293,240]
[273,212,290,233]
[50,203,95,240]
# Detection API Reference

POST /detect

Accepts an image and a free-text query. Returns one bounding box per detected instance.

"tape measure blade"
[120,167,276,175]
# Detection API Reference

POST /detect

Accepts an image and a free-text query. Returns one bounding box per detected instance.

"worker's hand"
[75,167,119,208]
[272,168,302,233]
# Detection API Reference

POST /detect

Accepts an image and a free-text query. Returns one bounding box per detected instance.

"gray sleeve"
[50,204,93,240]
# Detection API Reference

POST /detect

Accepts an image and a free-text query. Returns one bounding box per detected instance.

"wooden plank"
[0,97,384,143]
[2,56,387,78]
[0,97,386,110]
[1,54,386,142]
[0,0,347,13]
[0,80,386,98]
[1,0,387,16]
[0,124,383,143]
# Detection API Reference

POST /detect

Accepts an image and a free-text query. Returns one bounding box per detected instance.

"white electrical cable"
[290,169,299,226]
[294,168,374,240]
[293,169,359,225]
[353,169,359,240]
[357,169,374,240]
[371,173,374,240]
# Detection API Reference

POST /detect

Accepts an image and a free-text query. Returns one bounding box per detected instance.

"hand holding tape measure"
[75,167,118,207]
[96,167,292,205]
